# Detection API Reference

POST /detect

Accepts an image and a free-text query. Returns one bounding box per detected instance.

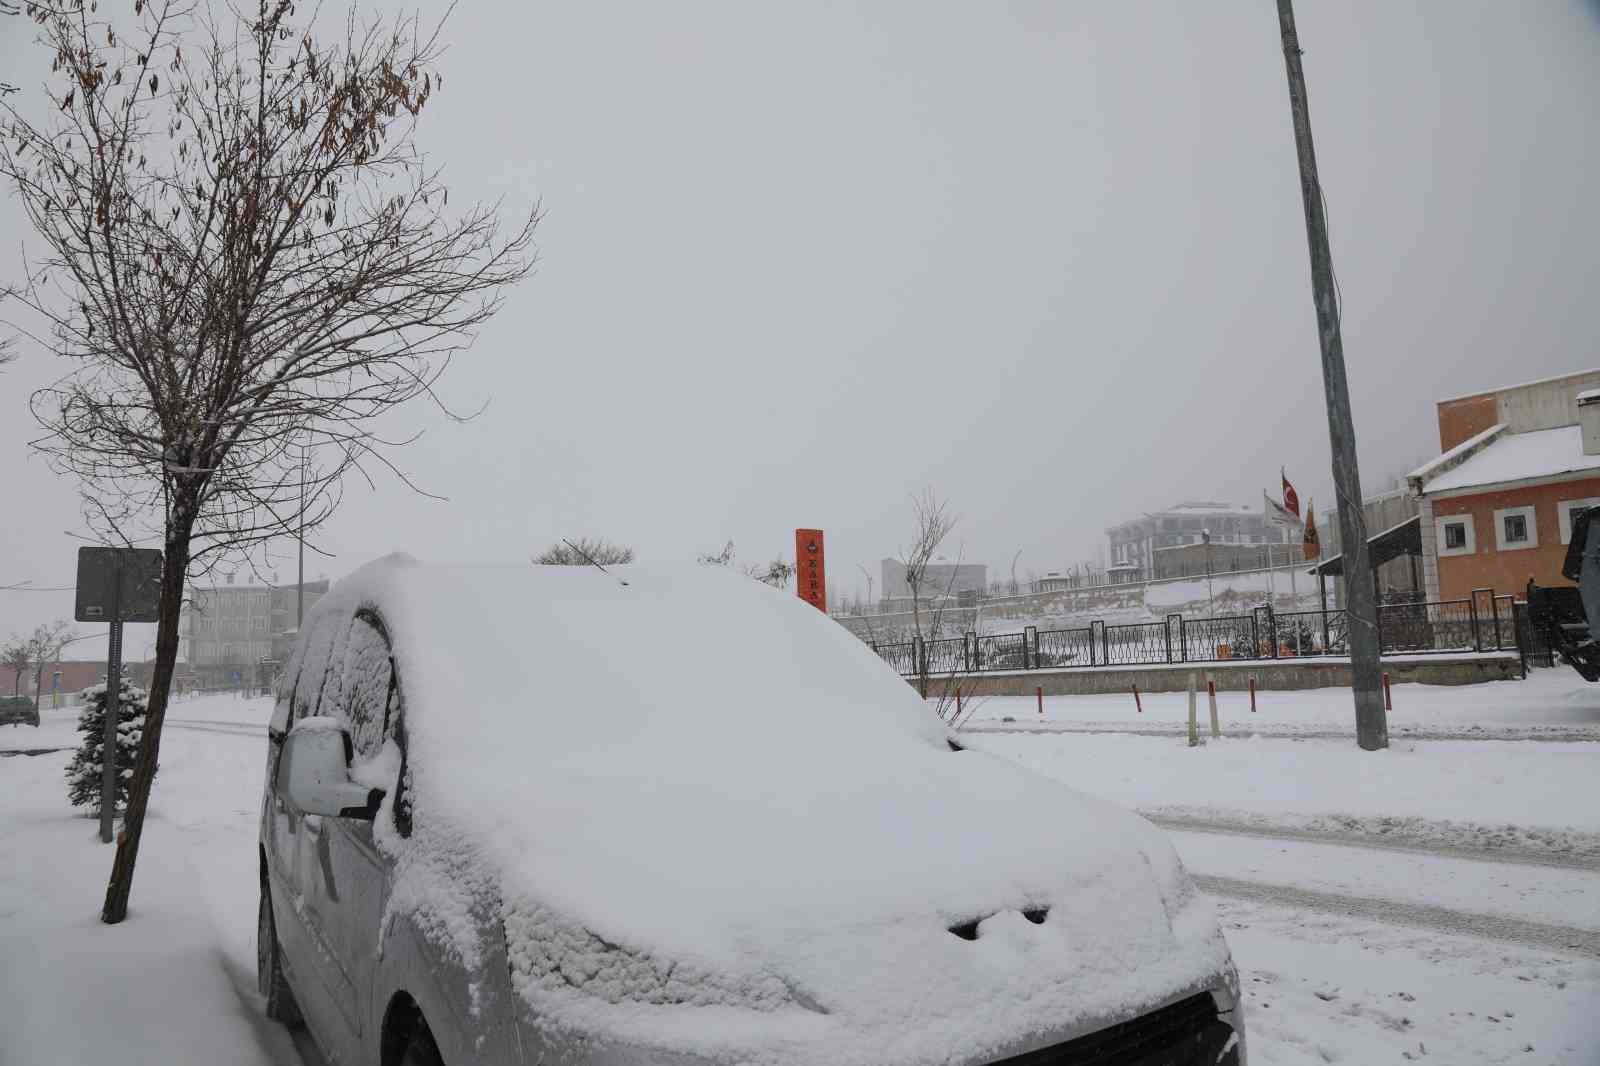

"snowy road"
[165,715,269,739]
[1150,813,1600,870]
[1197,874,1600,959]
[1170,829,1600,932]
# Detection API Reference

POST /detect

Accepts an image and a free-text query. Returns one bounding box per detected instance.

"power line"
[1,583,76,592]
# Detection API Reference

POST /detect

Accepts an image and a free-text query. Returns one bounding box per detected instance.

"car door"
[264,621,332,1014]
[293,611,400,1064]
[284,613,367,1061]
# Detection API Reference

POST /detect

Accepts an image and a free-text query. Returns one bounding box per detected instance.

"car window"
[291,613,339,720]
[342,613,394,762]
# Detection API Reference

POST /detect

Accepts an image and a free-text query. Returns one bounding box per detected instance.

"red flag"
[1281,468,1301,520]
[1303,499,1320,560]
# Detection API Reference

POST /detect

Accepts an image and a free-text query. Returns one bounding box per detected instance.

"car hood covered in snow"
[291,556,1232,1066]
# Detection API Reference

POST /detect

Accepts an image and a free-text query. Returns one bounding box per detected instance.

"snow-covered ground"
[2,679,1598,1065]
[0,693,293,1066]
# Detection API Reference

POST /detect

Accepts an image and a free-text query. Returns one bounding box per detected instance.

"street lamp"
[1202,528,1215,618]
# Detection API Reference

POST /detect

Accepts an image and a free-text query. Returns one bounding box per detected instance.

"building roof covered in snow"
[1163,501,1257,515]
[1417,425,1600,494]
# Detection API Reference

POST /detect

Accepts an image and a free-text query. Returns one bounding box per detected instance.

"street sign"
[73,546,162,844]
[74,547,163,623]
[795,528,826,613]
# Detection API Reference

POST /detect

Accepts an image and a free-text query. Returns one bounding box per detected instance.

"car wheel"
[257,883,303,1028]
[399,1019,445,1066]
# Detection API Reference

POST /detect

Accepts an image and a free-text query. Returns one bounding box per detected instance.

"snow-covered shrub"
[64,681,151,815]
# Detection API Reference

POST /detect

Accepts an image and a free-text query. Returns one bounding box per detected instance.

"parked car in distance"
[260,556,1245,1066]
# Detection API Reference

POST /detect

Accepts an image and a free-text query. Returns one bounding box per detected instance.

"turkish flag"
[1281,469,1301,521]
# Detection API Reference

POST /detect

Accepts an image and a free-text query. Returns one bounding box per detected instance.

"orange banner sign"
[795,528,826,612]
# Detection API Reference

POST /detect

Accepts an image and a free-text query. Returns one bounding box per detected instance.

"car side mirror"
[279,718,383,820]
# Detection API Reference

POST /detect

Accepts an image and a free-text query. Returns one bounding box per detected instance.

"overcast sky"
[3,1,1598,650]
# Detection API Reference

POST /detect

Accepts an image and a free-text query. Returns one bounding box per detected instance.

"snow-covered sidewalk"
[961,666,1600,740]
[964,731,1600,855]
[0,694,294,1066]
[958,669,1600,858]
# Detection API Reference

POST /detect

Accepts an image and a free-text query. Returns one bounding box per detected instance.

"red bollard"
[1036,686,1044,717]
[1132,683,1143,713]
[1383,672,1392,711]
[1248,676,1257,713]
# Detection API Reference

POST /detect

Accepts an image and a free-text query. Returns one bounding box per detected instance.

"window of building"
[1436,515,1475,557]
[1557,498,1600,545]
[1493,505,1538,552]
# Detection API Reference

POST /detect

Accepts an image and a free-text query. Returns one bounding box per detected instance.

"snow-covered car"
[258,556,1245,1066]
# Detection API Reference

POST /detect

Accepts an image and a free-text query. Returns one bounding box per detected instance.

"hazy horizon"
[4,1,1598,649]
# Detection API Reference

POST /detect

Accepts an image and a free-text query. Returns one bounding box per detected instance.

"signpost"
[795,529,826,613]
[74,547,162,844]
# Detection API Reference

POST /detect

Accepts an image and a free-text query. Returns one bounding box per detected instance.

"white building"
[179,576,328,687]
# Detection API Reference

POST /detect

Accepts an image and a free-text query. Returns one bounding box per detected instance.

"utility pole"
[1275,0,1386,750]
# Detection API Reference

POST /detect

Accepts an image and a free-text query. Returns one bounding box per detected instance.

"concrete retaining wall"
[906,652,1522,696]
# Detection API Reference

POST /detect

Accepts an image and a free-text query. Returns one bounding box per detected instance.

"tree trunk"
[102,511,194,924]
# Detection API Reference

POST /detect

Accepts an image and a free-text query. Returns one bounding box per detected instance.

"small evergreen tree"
[65,682,152,816]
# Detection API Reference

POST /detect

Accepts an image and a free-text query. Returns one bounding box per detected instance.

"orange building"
[1408,371,1600,603]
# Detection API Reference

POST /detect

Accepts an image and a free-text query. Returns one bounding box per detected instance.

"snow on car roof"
[1422,425,1600,493]
[292,557,1229,1065]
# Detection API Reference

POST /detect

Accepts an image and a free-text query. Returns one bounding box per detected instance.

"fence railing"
[872,592,1524,677]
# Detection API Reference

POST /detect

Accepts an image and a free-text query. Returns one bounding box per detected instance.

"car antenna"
[559,538,629,587]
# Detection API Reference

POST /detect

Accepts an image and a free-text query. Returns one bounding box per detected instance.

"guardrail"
[872,590,1523,677]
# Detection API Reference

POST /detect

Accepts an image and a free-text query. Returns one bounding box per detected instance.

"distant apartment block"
[1106,502,1290,580]
[879,557,988,605]
[180,577,329,687]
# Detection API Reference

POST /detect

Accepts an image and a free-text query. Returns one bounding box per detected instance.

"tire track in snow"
[1194,874,1600,960]
[1146,814,1600,872]
[165,717,267,738]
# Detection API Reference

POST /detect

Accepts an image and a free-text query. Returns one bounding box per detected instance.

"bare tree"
[2,1,535,922]
[697,540,736,567]
[697,541,791,590]
[3,640,32,698]
[25,619,76,700]
[890,488,973,702]
[898,487,957,646]
[0,1,22,97]
[745,557,794,589]
[535,538,635,566]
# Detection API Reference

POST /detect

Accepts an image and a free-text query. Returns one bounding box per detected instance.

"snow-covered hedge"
[64,681,151,815]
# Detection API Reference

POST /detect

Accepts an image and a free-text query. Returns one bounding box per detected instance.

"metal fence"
[872,591,1524,677]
